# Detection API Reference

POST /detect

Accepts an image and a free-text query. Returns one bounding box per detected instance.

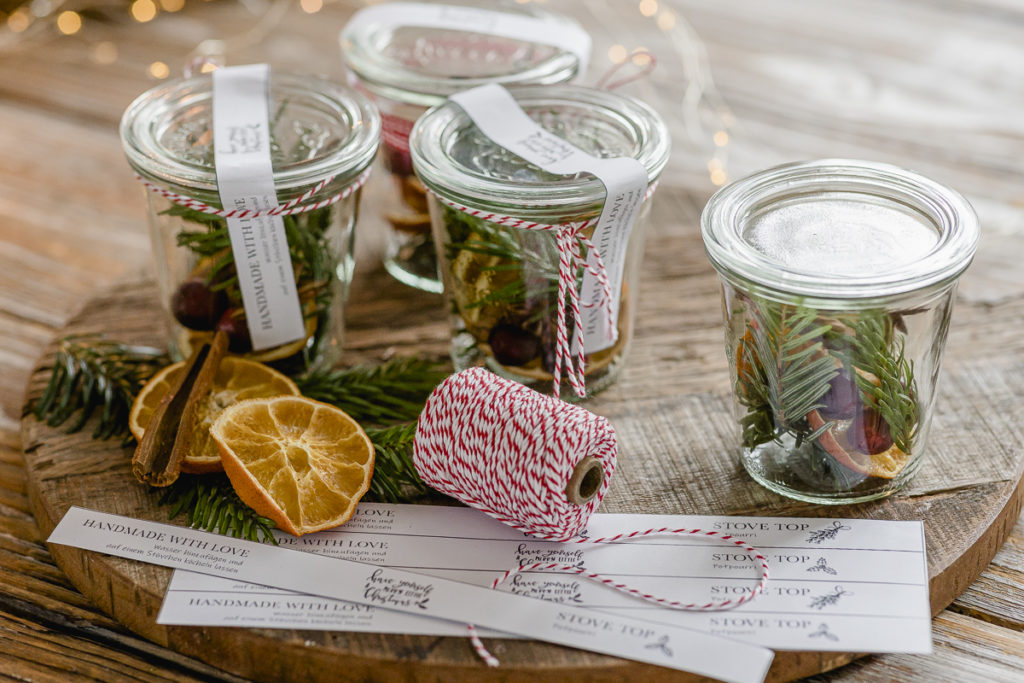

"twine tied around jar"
[429,184,657,398]
[133,166,372,220]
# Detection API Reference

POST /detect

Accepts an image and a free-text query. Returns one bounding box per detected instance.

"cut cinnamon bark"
[131,331,228,486]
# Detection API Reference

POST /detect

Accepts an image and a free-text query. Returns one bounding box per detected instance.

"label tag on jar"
[450,84,649,353]
[213,64,305,352]
[343,3,592,78]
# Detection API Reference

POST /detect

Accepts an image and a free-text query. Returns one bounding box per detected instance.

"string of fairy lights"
[0,0,735,186]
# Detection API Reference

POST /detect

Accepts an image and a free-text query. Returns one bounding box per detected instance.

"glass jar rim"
[700,159,980,299]
[119,72,380,197]
[339,2,584,108]
[409,84,670,220]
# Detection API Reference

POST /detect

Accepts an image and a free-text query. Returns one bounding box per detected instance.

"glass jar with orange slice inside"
[120,72,380,373]
[702,160,979,503]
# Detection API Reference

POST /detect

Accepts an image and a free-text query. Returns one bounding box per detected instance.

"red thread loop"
[467,528,770,666]
[134,167,372,220]
[594,50,658,91]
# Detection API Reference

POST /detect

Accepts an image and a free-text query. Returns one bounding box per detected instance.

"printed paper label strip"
[48,506,773,683]
[213,64,306,351]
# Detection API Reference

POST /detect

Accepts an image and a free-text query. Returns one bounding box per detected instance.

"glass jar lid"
[701,159,980,299]
[339,1,584,108]
[409,85,670,222]
[120,72,380,198]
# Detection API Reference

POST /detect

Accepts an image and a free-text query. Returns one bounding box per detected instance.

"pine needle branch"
[32,336,167,443]
[364,422,431,503]
[294,357,448,426]
[848,312,919,452]
[157,474,279,544]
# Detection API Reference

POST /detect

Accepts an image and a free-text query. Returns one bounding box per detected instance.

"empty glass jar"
[340,0,588,292]
[701,159,980,503]
[120,72,380,373]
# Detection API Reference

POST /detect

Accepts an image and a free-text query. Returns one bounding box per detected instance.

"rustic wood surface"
[3,0,1024,681]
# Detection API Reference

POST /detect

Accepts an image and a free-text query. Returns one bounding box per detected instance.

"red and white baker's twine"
[413,369,769,668]
[468,529,770,667]
[134,166,372,220]
[430,184,657,398]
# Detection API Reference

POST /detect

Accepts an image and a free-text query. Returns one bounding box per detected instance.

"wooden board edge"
[927,473,1024,616]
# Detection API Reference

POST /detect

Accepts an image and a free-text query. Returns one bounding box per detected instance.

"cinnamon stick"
[132,331,228,486]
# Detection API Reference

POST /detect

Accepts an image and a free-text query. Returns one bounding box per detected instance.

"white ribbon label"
[47,506,774,683]
[213,64,305,351]
[449,84,649,353]
[343,3,592,78]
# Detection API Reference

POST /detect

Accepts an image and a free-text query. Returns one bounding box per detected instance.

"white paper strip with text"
[48,507,773,683]
[161,504,932,654]
[213,64,305,351]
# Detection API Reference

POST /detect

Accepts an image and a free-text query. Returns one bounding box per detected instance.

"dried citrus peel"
[807,409,910,479]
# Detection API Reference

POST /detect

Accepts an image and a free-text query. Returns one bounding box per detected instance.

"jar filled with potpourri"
[340,0,590,293]
[120,68,380,373]
[701,159,979,503]
[410,84,670,400]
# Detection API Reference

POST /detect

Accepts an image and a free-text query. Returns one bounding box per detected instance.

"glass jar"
[339,0,587,293]
[701,159,980,503]
[120,72,380,373]
[410,85,670,400]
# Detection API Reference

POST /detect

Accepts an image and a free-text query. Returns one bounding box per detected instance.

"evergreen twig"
[294,358,447,426]
[32,336,167,443]
[365,422,431,503]
[157,474,278,544]
[848,313,918,453]
[736,303,838,449]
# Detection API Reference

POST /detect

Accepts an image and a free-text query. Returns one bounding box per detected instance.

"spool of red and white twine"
[414,368,770,667]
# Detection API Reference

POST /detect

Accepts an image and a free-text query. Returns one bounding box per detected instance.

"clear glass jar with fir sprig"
[702,160,980,503]
[410,84,669,400]
[120,72,379,374]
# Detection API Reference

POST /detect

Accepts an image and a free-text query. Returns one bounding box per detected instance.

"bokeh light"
[56,10,81,35]
[149,61,170,78]
[639,0,658,18]
[131,0,158,23]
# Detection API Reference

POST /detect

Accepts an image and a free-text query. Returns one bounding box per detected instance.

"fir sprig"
[365,422,430,503]
[848,313,918,453]
[32,336,167,443]
[736,303,839,449]
[294,358,448,426]
[157,474,278,544]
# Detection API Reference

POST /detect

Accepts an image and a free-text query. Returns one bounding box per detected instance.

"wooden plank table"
[3,1,1023,680]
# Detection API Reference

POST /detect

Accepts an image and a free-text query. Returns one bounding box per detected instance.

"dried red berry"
[216,308,253,353]
[849,407,894,454]
[171,279,227,331]
[488,323,541,367]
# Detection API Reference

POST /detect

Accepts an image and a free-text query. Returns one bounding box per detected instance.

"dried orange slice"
[807,410,911,479]
[129,357,300,473]
[210,396,374,536]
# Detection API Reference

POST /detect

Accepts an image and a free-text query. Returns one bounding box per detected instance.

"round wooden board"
[21,230,1024,682]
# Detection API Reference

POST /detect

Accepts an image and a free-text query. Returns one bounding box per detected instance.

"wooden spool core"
[565,456,604,505]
